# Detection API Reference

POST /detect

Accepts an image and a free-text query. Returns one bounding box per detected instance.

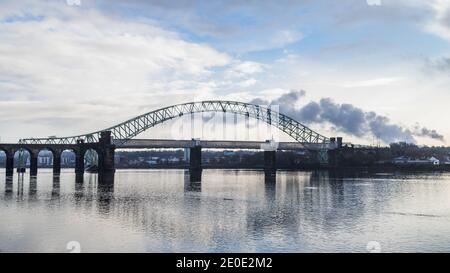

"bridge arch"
[19,101,329,145]
[0,149,7,170]
[0,147,9,158]
[37,148,55,168]
[83,148,98,168]
[57,148,77,170]
[37,147,59,157]
[14,147,34,157]
[13,148,31,168]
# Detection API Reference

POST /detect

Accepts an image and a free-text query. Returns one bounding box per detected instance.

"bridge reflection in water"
[2,169,450,252]
[2,169,347,202]
[2,169,340,219]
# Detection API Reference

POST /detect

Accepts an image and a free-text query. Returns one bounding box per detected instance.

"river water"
[1,169,450,253]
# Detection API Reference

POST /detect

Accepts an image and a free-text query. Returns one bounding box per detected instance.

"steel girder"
[19,101,330,145]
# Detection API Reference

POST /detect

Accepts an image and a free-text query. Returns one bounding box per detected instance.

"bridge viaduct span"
[0,131,115,176]
[0,100,343,177]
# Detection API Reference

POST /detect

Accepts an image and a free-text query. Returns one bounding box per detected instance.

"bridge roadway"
[0,133,340,177]
[115,139,337,150]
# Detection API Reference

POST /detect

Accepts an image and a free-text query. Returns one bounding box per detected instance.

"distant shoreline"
[19,164,450,173]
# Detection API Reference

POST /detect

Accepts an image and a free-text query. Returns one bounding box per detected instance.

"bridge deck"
[115,139,335,150]
[0,139,336,153]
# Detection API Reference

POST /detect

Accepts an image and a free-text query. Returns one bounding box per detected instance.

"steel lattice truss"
[19,101,330,145]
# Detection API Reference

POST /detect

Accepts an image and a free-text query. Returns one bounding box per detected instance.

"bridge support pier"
[264,151,277,175]
[75,150,85,174]
[327,137,343,168]
[6,155,14,176]
[98,131,116,176]
[53,155,61,174]
[97,131,116,198]
[189,146,202,171]
[184,170,202,192]
[30,153,38,176]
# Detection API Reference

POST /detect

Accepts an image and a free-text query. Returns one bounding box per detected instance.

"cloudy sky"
[0,0,449,145]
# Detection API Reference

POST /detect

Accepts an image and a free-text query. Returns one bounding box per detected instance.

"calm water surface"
[1,169,450,253]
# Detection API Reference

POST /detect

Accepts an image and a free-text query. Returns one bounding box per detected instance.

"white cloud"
[221,61,264,88]
[424,0,450,41]
[0,0,449,144]
[366,0,382,6]
[228,29,303,53]
[224,61,264,79]
[340,77,403,88]
[237,78,257,87]
[0,2,233,140]
[271,30,303,48]
[394,0,450,42]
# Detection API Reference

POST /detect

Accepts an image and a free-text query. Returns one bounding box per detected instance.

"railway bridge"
[0,100,344,177]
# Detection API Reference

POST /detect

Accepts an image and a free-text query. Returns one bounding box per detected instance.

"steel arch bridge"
[19,101,330,145]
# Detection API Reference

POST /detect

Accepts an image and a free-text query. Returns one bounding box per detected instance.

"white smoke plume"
[251,90,444,144]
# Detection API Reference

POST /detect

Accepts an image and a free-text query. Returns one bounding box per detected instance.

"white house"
[428,157,440,165]
[393,156,440,165]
